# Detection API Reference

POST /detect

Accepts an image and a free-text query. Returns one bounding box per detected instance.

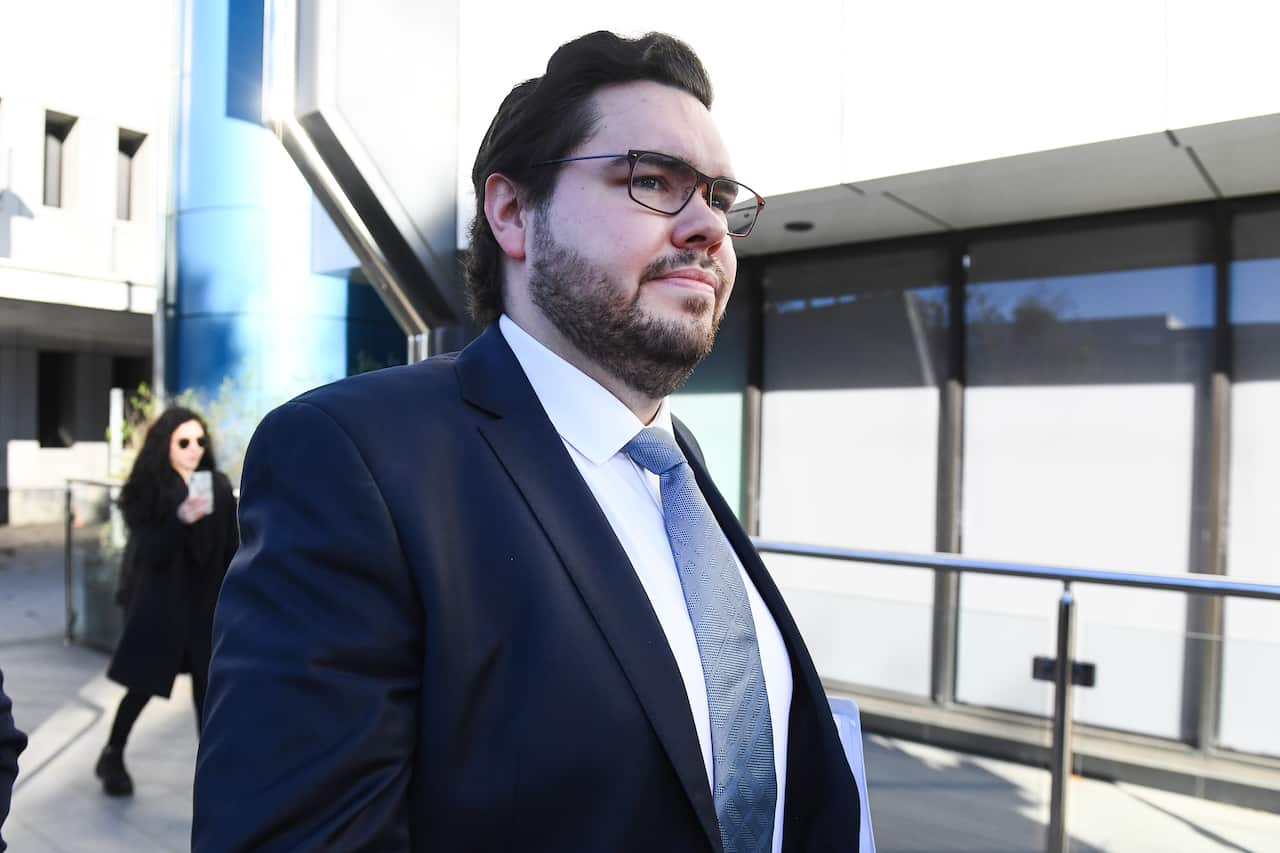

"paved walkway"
[8,671,197,852]
[4,524,1280,851]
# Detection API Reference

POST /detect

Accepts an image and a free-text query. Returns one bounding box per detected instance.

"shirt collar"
[499,314,673,465]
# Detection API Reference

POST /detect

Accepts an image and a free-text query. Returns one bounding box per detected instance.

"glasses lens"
[630,152,762,237]
[713,179,762,237]
[630,152,697,214]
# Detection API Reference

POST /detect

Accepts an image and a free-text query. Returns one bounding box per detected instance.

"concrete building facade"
[0,0,407,521]
[0,0,176,522]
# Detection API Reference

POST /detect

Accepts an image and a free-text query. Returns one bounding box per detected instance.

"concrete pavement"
[7,672,196,852]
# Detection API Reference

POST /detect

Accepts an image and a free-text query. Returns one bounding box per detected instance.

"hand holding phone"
[189,470,214,506]
[178,471,214,524]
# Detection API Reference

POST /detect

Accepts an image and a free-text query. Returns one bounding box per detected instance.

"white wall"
[453,1,1280,244]
[6,439,110,525]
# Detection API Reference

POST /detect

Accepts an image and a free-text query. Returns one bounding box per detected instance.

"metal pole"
[931,378,964,705]
[930,242,967,707]
[1047,582,1076,853]
[407,331,431,363]
[63,482,75,644]
[1194,202,1233,751]
[741,263,764,536]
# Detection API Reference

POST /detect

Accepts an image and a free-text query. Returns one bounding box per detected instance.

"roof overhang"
[740,113,1280,256]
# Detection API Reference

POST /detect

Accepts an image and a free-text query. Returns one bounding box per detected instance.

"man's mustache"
[640,252,730,293]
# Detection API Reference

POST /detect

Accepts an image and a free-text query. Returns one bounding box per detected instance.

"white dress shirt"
[500,315,792,852]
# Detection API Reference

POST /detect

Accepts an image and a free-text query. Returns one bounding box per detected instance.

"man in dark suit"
[0,670,27,853]
[194,30,860,852]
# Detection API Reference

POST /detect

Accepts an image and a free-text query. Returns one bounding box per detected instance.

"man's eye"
[711,189,740,212]
[633,174,667,192]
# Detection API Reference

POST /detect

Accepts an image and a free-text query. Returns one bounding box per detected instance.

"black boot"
[95,744,134,796]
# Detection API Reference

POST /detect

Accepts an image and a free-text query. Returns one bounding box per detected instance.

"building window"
[44,111,77,208]
[759,242,952,698]
[37,350,76,448]
[1220,200,1280,758]
[957,213,1215,740]
[117,128,146,221]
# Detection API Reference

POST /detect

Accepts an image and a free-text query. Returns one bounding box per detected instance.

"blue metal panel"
[170,0,403,401]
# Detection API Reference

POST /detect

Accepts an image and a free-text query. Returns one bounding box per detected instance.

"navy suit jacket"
[0,669,26,853]
[193,325,859,851]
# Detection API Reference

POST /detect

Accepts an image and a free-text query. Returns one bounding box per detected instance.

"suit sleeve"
[192,401,422,852]
[0,669,27,853]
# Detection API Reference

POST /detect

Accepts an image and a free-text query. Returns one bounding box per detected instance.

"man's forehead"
[585,81,734,176]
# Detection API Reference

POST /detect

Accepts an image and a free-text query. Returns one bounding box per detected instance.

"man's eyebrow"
[652,149,736,179]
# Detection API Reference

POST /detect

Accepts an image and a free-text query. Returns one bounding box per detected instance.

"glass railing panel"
[1220,600,1280,758]
[765,553,935,698]
[66,480,126,652]
[954,575,1057,720]
[1068,615,1280,852]
[1068,586,1188,738]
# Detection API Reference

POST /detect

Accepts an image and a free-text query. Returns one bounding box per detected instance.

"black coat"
[0,669,26,853]
[108,468,238,698]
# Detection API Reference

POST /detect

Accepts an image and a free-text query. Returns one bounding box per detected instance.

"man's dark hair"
[464,31,713,325]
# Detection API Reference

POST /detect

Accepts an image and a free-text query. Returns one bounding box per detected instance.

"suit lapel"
[458,328,721,851]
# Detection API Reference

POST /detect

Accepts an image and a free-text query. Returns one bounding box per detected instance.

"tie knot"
[624,427,686,476]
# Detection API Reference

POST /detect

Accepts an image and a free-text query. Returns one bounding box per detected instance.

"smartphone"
[189,470,214,511]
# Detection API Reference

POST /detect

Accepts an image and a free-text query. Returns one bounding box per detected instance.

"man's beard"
[527,220,727,401]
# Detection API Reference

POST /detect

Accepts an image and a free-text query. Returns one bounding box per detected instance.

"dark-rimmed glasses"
[177,437,208,450]
[533,149,765,237]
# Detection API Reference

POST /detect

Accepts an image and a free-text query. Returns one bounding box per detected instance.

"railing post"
[1047,581,1076,853]
[64,480,75,644]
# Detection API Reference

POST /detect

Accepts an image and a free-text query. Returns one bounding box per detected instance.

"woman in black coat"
[95,407,238,797]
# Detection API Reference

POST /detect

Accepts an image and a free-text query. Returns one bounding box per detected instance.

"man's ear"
[484,173,529,261]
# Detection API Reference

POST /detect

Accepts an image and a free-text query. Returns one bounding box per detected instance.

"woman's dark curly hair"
[464,31,713,325]
[118,407,217,509]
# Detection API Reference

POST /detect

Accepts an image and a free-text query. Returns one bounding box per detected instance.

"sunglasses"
[177,437,208,450]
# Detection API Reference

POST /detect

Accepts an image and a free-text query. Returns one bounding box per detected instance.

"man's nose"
[672,185,729,250]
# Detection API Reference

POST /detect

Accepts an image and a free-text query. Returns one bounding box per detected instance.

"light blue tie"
[625,427,776,853]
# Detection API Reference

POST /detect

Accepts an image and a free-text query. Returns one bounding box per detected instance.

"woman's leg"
[108,691,149,749]
[97,691,148,796]
[190,671,207,736]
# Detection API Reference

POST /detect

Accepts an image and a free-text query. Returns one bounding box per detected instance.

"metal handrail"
[751,539,1280,600]
[751,537,1280,853]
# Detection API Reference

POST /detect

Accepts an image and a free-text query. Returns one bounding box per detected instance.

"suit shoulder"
[252,355,466,448]
[298,355,457,405]
[296,357,459,414]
